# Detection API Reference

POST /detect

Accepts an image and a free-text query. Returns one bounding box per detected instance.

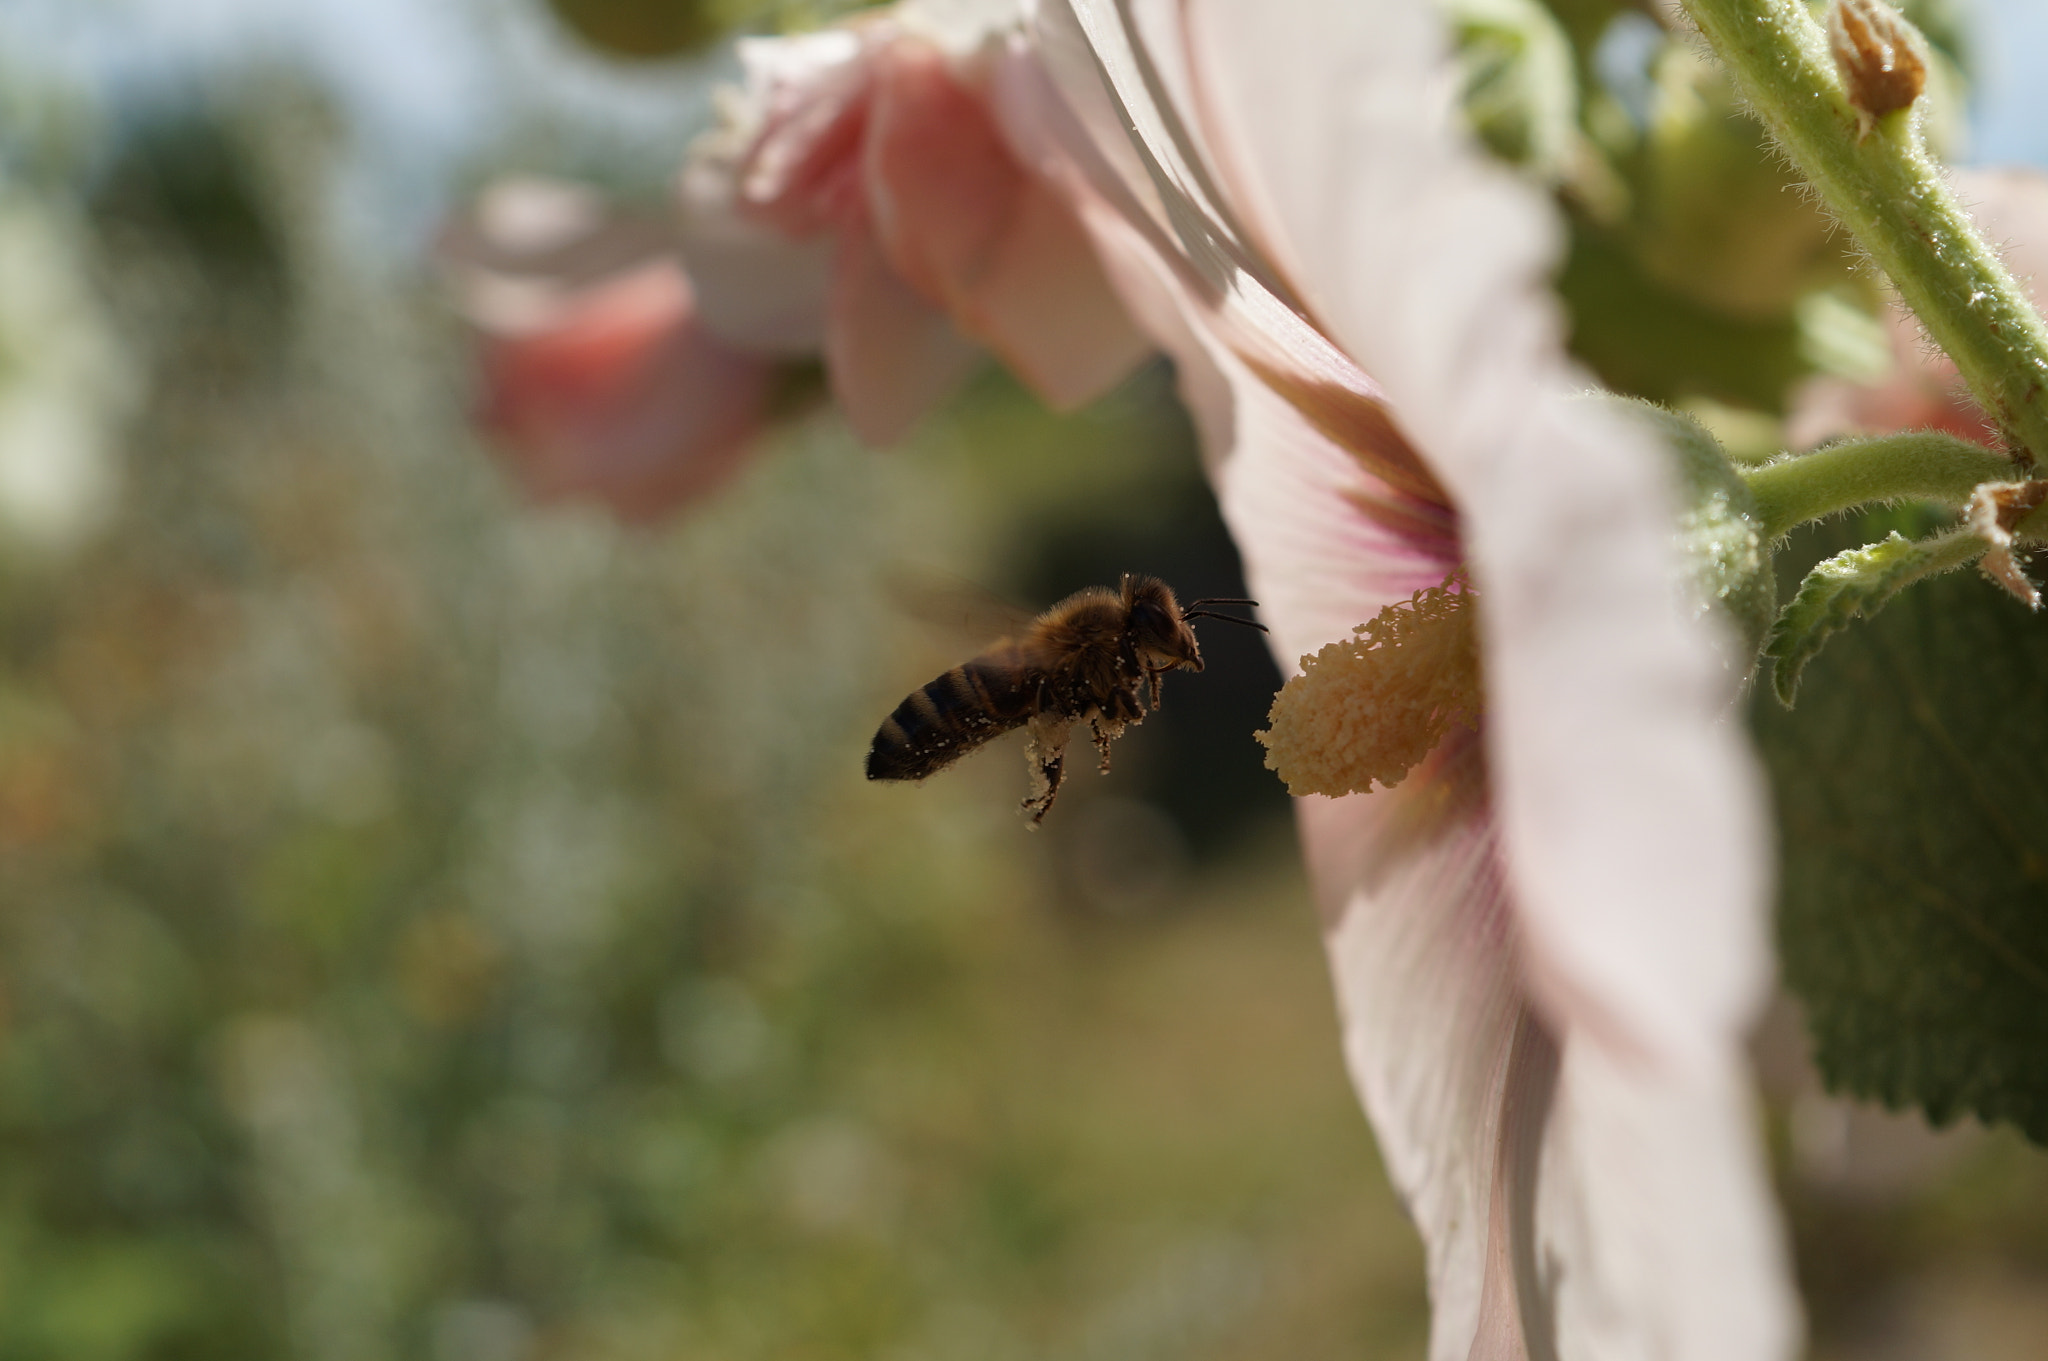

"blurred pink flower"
[441,179,777,522]
[1790,167,2048,451]
[683,15,1148,444]
[443,13,1151,517]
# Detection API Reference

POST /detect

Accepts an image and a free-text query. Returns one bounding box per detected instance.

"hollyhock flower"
[444,13,1151,517]
[999,1,1796,1353]
[681,13,1150,446]
[440,178,780,522]
[1790,167,2048,451]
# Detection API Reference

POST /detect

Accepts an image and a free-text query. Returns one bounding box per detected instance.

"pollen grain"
[1256,572,1481,797]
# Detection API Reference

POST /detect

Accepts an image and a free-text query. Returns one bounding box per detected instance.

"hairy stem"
[1744,431,2017,539]
[1680,0,2048,461]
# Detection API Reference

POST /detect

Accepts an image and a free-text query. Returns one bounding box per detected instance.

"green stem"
[1680,0,2048,461]
[1743,431,2016,538]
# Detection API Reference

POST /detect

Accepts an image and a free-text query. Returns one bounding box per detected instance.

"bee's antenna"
[1182,609,1268,634]
[1186,597,1257,608]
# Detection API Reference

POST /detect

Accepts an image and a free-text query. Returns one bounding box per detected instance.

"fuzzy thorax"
[1256,573,1481,797]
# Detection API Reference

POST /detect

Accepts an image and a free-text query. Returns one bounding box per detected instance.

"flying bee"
[865,573,1266,823]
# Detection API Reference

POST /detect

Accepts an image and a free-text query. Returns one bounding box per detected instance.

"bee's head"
[1122,574,1204,673]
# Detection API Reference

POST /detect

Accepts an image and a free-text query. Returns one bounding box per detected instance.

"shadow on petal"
[825,221,982,447]
[864,39,1149,410]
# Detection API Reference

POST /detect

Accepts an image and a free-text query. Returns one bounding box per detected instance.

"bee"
[866,573,1265,823]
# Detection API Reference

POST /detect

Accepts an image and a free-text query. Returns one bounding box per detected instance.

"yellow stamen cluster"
[1256,573,1481,797]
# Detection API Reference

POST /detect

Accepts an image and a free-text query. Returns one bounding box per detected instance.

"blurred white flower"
[0,185,134,555]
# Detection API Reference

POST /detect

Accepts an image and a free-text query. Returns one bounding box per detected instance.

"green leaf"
[1751,559,2048,1142]
[1763,529,1978,705]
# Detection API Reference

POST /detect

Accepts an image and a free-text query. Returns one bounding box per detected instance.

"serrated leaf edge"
[1765,530,1976,704]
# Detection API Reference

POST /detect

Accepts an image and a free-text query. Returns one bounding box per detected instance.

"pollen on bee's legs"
[1255,570,1482,797]
[1023,715,1073,824]
[1088,717,1127,773]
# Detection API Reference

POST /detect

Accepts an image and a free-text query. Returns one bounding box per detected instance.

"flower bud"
[1595,396,1778,664]
[1828,0,1928,131]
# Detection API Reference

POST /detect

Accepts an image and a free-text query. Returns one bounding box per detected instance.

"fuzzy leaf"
[1764,530,1962,704]
[1752,561,2048,1142]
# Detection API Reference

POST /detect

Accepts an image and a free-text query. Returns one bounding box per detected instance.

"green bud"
[1597,396,1778,665]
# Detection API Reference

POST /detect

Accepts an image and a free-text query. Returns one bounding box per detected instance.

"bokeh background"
[0,1,2045,1358]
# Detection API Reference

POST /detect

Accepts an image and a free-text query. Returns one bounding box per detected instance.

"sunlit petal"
[1185,0,1772,1086]
[864,38,1147,409]
[826,220,983,447]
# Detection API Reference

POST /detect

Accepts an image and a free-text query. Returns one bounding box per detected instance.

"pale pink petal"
[863,39,1148,408]
[1043,121,1542,1359]
[474,261,775,522]
[1028,0,1795,1354]
[1301,782,1521,1361]
[1005,25,1451,551]
[676,145,833,354]
[1039,0,1291,309]
[1053,175,1455,657]
[825,220,983,447]
[1184,0,1771,1097]
[1081,205,1538,1361]
[732,30,876,237]
[1073,175,1534,1359]
[1531,1042,1785,1360]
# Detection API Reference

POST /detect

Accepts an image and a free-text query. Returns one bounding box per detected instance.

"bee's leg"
[1090,717,1125,773]
[1022,716,1072,824]
[1146,667,1164,708]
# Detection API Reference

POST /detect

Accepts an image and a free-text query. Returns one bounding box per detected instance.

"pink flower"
[1004,0,1794,1352]
[440,179,779,522]
[683,15,1148,444]
[443,15,1153,519]
[1791,167,2048,450]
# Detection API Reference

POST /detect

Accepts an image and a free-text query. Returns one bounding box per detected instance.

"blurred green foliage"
[0,88,1418,1361]
[0,3,2045,1357]
[541,0,885,58]
[544,0,724,58]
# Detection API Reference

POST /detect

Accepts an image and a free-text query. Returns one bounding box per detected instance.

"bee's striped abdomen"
[867,648,1037,782]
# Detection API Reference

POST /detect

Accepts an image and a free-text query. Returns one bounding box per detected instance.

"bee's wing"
[882,565,1039,647]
